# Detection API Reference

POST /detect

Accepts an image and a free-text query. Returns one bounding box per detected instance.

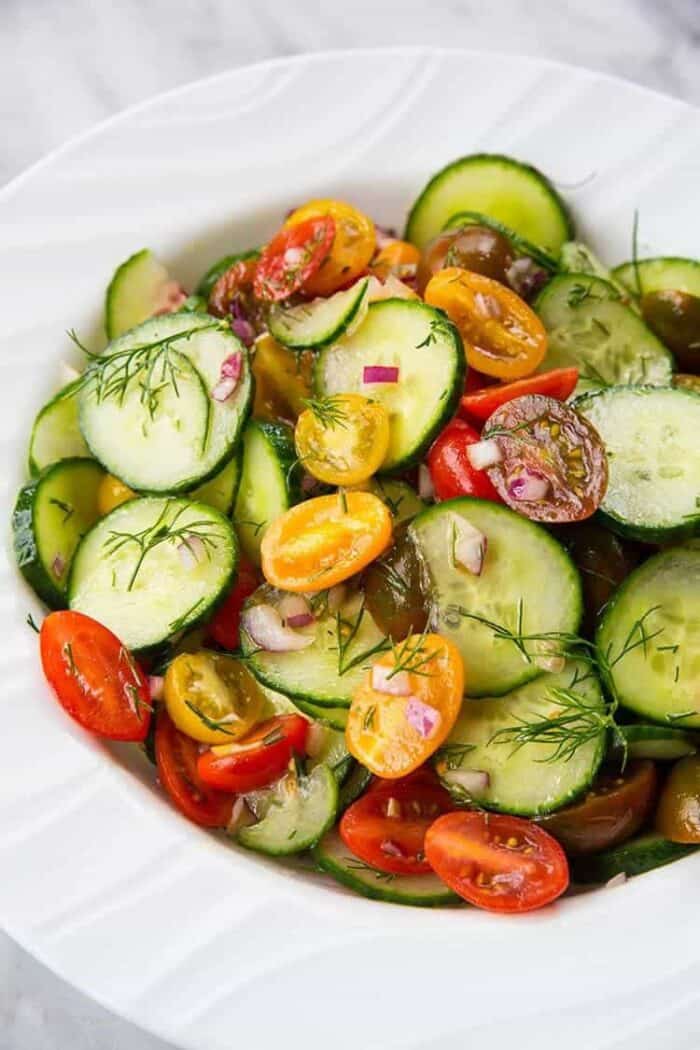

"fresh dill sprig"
[334,599,391,676]
[373,478,405,518]
[343,857,397,883]
[666,710,697,724]
[49,497,74,523]
[566,281,601,308]
[387,622,439,680]
[301,395,349,430]
[26,613,40,634]
[363,705,377,731]
[168,596,206,635]
[233,517,266,536]
[184,700,236,736]
[118,646,152,721]
[415,317,455,349]
[631,208,643,297]
[435,741,477,771]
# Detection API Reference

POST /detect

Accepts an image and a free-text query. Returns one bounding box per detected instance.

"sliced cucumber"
[28,379,90,475]
[105,248,178,340]
[572,832,698,884]
[307,725,351,781]
[575,386,700,542]
[616,724,697,761]
[597,547,700,728]
[314,830,459,907]
[612,257,700,297]
[405,153,573,253]
[268,278,369,350]
[242,587,386,707]
[368,478,425,524]
[315,299,465,471]
[68,497,237,650]
[233,420,300,565]
[439,660,605,815]
[79,313,252,493]
[236,764,337,856]
[291,698,349,731]
[13,459,104,608]
[195,250,259,300]
[189,452,241,515]
[560,242,632,301]
[409,498,582,696]
[534,274,673,393]
[179,294,207,313]
[338,762,372,812]
[444,210,559,272]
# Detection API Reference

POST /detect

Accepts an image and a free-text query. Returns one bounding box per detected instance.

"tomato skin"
[655,756,700,843]
[364,525,429,642]
[463,367,496,395]
[460,368,579,422]
[97,474,134,516]
[340,770,454,875]
[155,710,235,828]
[425,811,569,913]
[254,216,336,301]
[294,394,390,486]
[40,611,151,742]
[427,418,501,502]
[285,200,376,296]
[197,714,308,794]
[208,557,259,650]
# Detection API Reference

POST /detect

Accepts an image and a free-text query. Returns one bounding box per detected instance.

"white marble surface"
[1,1,698,1047]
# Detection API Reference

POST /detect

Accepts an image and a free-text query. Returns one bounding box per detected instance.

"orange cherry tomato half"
[370,239,421,281]
[260,490,392,593]
[424,267,548,380]
[425,811,569,913]
[340,769,454,875]
[284,199,376,296]
[155,710,235,828]
[254,215,336,301]
[460,367,580,422]
[346,634,464,779]
[40,610,151,741]
[198,714,309,794]
[207,556,260,650]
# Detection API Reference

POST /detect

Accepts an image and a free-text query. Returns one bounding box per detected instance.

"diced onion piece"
[52,553,66,579]
[507,469,550,502]
[148,675,164,701]
[241,604,315,652]
[286,613,315,628]
[231,317,255,347]
[405,697,441,739]
[211,350,242,401]
[380,839,404,857]
[177,534,206,569]
[448,513,488,576]
[227,796,254,834]
[418,463,434,500]
[605,872,628,889]
[372,664,412,697]
[443,769,490,794]
[277,593,312,624]
[153,280,188,316]
[466,438,503,471]
[363,365,399,384]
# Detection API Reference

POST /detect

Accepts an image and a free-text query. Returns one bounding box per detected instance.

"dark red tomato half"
[40,610,151,742]
[425,810,569,913]
[427,418,502,502]
[197,714,308,794]
[461,368,579,422]
[207,557,260,650]
[254,215,336,301]
[155,710,235,828]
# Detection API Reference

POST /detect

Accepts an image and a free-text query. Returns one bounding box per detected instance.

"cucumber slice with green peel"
[444,209,559,272]
[28,379,90,475]
[409,498,582,697]
[575,386,700,542]
[268,278,369,350]
[405,153,573,253]
[242,587,387,708]
[369,478,424,524]
[195,249,259,300]
[236,764,337,856]
[233,420,300,566]
[105,249,182,340]
[291,698,349,730]
[179,294,207,313]
[338,762,372,812]
[314,830,459,907]
[572,833,698,884]
[438,659,605,816]
[534,274,673,393]
[189,452,241,515]
[615,724,697,761]
[612,257,700,297]
[559,242,633,301]
[13,459,104,608]
[307,726,351,781]
[596,547,700,729]
[315,299,465,471]
[68,496,237,650]
[79,313,252,494]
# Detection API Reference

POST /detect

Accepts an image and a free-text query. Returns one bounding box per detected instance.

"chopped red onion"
[241,604,315,652]
[466,438,503,471]
[380,839,404,858]
[153,280,188,316]
[177,534,206,569]
[301,473,319,495]
[372,664,412,697]
[506,257,548,300]
[326,584,347,613]
[405,697,441,739]
[448,513,488,576]
[443,769,490,794]
[212,351,242,401]
[277,593,311,623]
[148,675,164,701]
[418,464,434,501]
[52,553,66,579]
[605,872,627,889]
[507,469,550,502]
[231,316,255,347]
[363,365,399,384]
[286,612,315,629]
[227,796,254,834]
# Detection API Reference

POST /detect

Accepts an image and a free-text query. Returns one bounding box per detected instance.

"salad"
[13,152,700,914]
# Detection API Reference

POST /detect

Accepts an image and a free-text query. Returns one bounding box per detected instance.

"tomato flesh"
[427,418,501,502]
[460,368,579,422]
[155,710,235,827]
[208,557,260,649]
[364,525,429,642]
[656,756,700,843]
[40,611,151,742]
[198,714,308,794]
[254,216,335,301]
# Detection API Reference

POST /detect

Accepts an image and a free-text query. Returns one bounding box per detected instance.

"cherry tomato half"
[254,215,336,302]
[558,522,638,636]
[460,367,579,422]
[294,394,390,486]
[364,525,429,642]
[425,810,569,913]
[208,557,260,650]
[40,611,151,741]
[656,755,700,843]
[427,418,501,502]
[641,290,700,373]
[97,474,135,516]
[198,714,309,794]
[416,225,514,294]
[370,239,421,283]
[252,334,314,423]
[340,770,454,875]
[284,200,376,296]
[164,650,264,745]
[208,256,257,317]
[155,710,235,827]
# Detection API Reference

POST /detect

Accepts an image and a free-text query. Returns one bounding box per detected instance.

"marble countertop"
[1,0,698,1047]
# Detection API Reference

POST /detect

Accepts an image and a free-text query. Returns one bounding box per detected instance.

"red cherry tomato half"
[207,557,259,650]
[463,367,497,395]
[155,710,235,827]
[425,810,569,913]
[197,714,309,794]
[460,367,579,422]
[39,610,151,742]
[427,418,502,502]
[340,769,454,875]
[254,215,336,301]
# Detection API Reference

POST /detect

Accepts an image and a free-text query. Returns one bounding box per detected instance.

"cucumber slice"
[575,386,700,542]
[572,832,698,884]
[560,242,632,301]
[79,313,252,493]
[105,249,178,340]
[236,763,337,856]
[242,587,387,707]
[13,459,104,608]
[179,294,207,313]
[409,498,582,696]
[616,724,697,761]
[444,210,559,272]
[189,452,241,515]
[535,274,673,393]
[291,698,349,731]
[596,547,700,728]
[314,830,459,906]
[368,478,424,524]
[268,278,369,350]
[28,379,90,476]
[307,725,350,781]
[68,497,237,650]
[439,659,605,815]
[195,250,259,300]
[315,299,465,471]
[233,420,300,565]
[338,762,372,811]
[612,257,700,297]
[405,153,573,253]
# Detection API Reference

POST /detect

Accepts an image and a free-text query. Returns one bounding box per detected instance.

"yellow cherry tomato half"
[370,239,421,282]
[164,650,264,745]
[424,267,548,380]
[261,490,392,593]
[295,394,390,486]
[285,199,376,296]
[252,332,314,423]
[97,473,135,516]
[346,633,464,778]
